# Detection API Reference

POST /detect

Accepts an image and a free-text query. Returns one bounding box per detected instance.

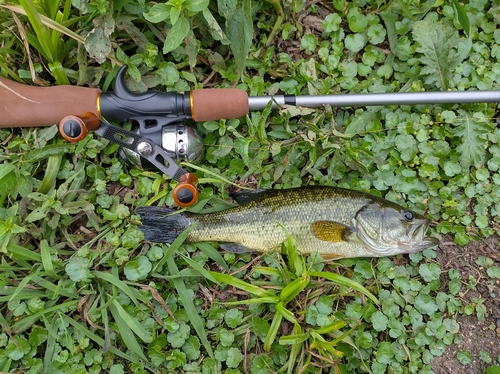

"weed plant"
[1,0,500,373]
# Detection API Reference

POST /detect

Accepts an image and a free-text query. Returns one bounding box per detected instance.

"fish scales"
[186,187,370,255]
[137,186,439,258]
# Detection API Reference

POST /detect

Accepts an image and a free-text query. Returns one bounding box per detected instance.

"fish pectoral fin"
[311,221,353,242]
[219,243,256,254]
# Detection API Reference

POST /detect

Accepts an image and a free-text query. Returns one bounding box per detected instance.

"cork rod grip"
[0,76,101,128]
[191,88,249,121]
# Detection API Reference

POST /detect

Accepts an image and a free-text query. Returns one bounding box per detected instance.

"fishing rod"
[1,65,499,206]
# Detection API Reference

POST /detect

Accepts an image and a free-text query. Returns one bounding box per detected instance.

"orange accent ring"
[189,91,195,121]
[96,92,102,118]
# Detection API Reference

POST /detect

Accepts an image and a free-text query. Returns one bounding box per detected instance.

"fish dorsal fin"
[231,189,268,205]
[311,221,353,242]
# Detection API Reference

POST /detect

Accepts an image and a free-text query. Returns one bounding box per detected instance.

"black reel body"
[118,118,204,170]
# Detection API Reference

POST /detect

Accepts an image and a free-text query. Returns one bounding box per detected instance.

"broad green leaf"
[457,350,472,365]
[5,336,31,360]
[182,336,201,360]
[65,257,91,282]
[224,308,243,328]
[376,341,394,364]
[0,164,15,180]
[202,8,230,44]
[370,311,388,332]
[84,14,114,64]
[487,266,500,279]
[414,293,439,315]
[185,0,209,12]
[226,347,242,368]
[347,7,367,33]
[486,366,500,374]
[163,16,190,54]
[225,0,252,77]
[418,263,441,282]
[167,322,190,348]
[453,110,493,168]
[217,0,236,18]
[142,3,169,23]
[412,20,461,90]
[124,256,152,281]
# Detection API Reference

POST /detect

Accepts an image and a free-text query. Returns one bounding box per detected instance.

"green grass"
[1,0,500,373]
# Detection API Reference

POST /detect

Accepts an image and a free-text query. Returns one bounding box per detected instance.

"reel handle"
[58,112,101,142]
[173,173,199,207]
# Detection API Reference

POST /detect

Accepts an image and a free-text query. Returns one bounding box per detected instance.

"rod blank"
[248,90,500,111]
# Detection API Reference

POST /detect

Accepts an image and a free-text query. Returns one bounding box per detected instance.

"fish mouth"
[398,220,439,253]
[397,236,440,253]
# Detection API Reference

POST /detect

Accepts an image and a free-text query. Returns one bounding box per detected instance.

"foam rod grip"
[191,88,249,121]
[0,76,101,128]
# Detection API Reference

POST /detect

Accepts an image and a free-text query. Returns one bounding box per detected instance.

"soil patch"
[432,235,500,373]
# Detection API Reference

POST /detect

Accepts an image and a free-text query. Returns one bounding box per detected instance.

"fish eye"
[403,211,414,221]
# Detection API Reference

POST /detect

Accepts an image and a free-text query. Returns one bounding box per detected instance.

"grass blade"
[264,312,282,351]
[196,242,228,271]
[7,242,41,262]
[178,252,218,283]
[208,271,274,298]
[40,239,60,279]
[42,314,58,369]
[1,4,84,43]
[110,299,152,343]
[279,332,309,345]
[59,313,139,362]
[166,255,214,358]
[7,273,37,303]
[309,271,379,305]
[18,0,55,62]
[93,270,139,306]
[108,301,149,361]
[11,300,78,333]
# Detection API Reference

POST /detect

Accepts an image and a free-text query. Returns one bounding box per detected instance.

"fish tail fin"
[136,206,191,243]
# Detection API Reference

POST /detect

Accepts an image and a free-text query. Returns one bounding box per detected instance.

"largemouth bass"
[136,186,439,259]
